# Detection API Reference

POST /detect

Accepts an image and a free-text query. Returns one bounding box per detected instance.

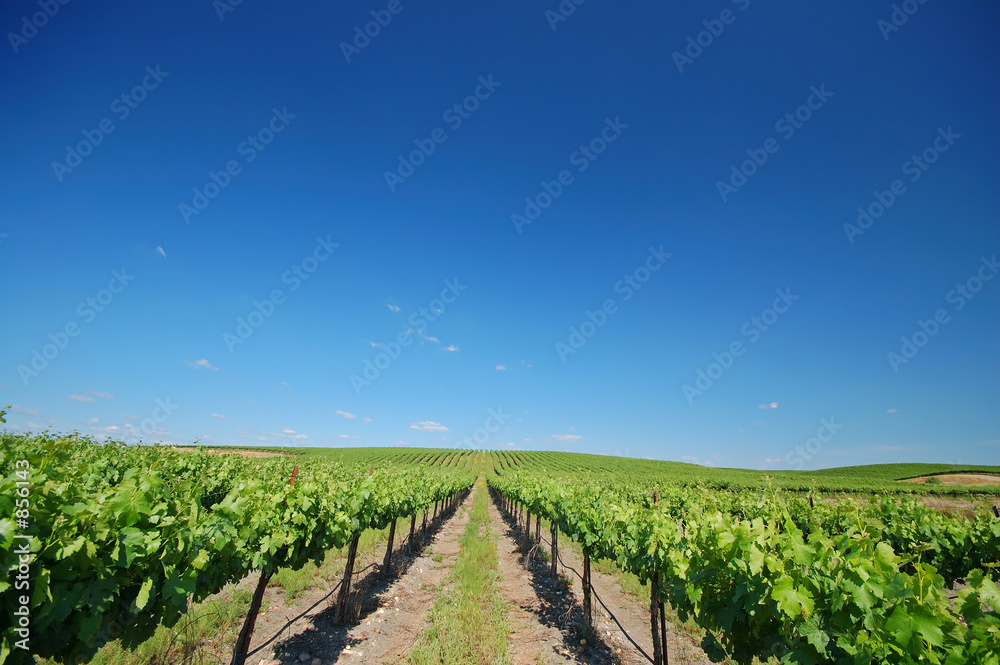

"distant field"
[183,444,1000,495]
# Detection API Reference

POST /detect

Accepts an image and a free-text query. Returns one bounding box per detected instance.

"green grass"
[409,479,510,665]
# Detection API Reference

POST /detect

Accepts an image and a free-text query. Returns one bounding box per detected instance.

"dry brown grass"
[169,446,290,458]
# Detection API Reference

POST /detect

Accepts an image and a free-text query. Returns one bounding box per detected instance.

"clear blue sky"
[1,0,997,470]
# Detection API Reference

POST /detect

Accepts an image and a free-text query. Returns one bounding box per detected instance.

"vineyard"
[2,431,999,664]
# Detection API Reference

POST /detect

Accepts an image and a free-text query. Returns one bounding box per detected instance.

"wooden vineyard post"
[335,534,361,623]
[582,550,593,636]
[409,513,417,551]
[992,505,999,518]
[650,575,663,665]
[650,490,666,665]
[550,522,559,579]
[382,518,397,574]
[660,601,669,665]
[535,515,541,544]
[421,507,428,540]
[433,500,439,520]
[230,570,272,665]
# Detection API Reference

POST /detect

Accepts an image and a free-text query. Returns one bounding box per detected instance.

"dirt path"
[248,494,472,665]
[490,493,711,665]
[489,496,584,665]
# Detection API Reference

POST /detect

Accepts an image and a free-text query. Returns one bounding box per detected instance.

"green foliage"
[490,458,1000,665]
[0,433,474,664]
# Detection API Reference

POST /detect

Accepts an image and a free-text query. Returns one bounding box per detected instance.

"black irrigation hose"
[505,503,656,665]
[239,561,378,663]
[537,532,656,665]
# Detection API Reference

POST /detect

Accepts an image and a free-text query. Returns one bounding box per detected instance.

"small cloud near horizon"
[758,402,779,410]
[185,358,219,371]
[496,365,507,372]
[409,421,448,432]
[551,433,583,443]
[335,409,356,419]
[68,394,94,402]
[211,413,226,419]
[10,405,41,416]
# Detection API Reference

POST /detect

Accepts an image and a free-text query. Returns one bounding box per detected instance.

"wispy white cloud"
[91,391,114,400]
[279,381,291,388]
[363,417,372,422]
[393,440,408,446]
[339,434,359,439]
[119,413,139,420]
[442,345,460,352]
[758,402,779,410]
[682,454,716,467]
[887,409,899,414]
[551,434,583,443]
[155,246,166,257]
[211,413,226,419]
[335,409,356,419]
[85,417,99,425]
[185,358,219,371]
[495,365,507,372]
[9,405,41,416]
[387,304,400,312]
[68,394,94,402]
[276,428,307,440]
[409,421,448,432]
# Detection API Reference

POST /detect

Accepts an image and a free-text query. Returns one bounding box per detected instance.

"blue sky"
[1,0,997,470]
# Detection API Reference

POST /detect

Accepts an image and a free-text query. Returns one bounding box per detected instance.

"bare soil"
[903,473,1000,486]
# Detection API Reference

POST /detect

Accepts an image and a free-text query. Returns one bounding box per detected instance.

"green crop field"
[2,429,999,665]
